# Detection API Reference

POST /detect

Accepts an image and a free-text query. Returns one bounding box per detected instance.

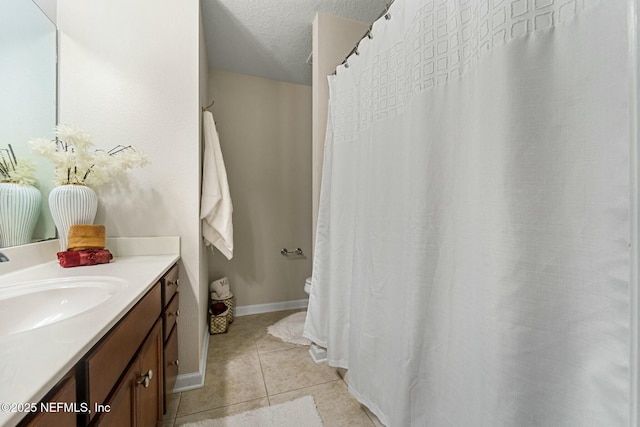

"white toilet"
[304,277,328,364]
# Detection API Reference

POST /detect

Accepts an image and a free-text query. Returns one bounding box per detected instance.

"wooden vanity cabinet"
[160,264,179,413]
[83,264,180,426]
[16,263,179,427]
[19,265,180,427]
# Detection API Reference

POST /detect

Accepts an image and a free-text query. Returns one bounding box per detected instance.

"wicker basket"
[209,295,234,334]
[209,313,229,334]
[212,296,234,324]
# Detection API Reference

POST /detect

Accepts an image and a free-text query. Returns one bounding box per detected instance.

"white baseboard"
[235,299,309,316]
[173,327,210,393]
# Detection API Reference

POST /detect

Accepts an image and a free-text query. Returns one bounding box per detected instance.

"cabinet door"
[136,321,163,427]
[94,362,136,427]
[21,375,77,427]
[95,320,163,427]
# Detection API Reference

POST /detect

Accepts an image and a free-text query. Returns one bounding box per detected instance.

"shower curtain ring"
[384,3,391,20]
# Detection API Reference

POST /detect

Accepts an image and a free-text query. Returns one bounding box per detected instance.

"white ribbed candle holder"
[49,184,98,251]
[0,183,42,247]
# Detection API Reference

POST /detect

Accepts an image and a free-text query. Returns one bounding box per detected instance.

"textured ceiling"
[201,0,389,86]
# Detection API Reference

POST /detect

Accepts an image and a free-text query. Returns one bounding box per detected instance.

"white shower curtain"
[304,1,631,426]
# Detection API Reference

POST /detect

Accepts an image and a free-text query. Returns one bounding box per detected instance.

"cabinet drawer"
[84,283,161,421]
[163,293,179,341]
[161,264,179,308]
[163,324,179,414]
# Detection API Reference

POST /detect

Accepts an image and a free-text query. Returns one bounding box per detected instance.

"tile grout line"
[174,397,268,424]
[267,377,344,399]
[170,393,181,426]
[254,325,272,406]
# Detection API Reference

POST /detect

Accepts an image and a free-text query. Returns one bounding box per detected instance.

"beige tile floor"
[163,309,384,427]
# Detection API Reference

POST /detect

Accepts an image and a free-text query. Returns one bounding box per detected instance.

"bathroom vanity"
[0,238,180,427]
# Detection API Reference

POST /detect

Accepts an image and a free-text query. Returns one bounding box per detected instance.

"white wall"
[207,70,312,308]
[197,0,210,387]
[57,0,206,379]
[312,12,369,253]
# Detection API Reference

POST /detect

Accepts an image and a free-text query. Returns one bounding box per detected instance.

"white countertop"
[0,238,179,427]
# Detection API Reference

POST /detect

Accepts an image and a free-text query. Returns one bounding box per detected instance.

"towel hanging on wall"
[201,110,234,259]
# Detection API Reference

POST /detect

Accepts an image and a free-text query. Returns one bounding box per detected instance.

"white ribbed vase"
[49,184,98,251]
[0,182,42,247]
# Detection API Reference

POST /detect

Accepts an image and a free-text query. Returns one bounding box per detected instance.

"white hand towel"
[201,111,234,259]
[210,277,232,299]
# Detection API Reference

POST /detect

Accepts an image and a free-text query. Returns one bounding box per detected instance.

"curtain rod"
[332,0,395,75]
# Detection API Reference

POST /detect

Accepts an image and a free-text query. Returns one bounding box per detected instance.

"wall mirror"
[0,0,57,247]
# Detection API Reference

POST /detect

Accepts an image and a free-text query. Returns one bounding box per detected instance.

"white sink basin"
[0,276,127,336]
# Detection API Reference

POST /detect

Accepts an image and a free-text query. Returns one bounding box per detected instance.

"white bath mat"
[180,396,323,427]
[267,311,312,346]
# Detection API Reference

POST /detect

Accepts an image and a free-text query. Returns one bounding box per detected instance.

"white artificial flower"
[0,144,37,185]
[12,161,37,186]
[55,124,93,152]
[30,125,149,187]
[0,158,37,186]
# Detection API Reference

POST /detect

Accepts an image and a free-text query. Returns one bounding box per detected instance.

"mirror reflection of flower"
[29,124,149,187]
[0,144,37,186]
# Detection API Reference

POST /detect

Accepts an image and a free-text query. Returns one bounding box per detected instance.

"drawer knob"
[169,310,180,318]
[137,369,153,388]
[169,360,179,367]
[167,279,179,288]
